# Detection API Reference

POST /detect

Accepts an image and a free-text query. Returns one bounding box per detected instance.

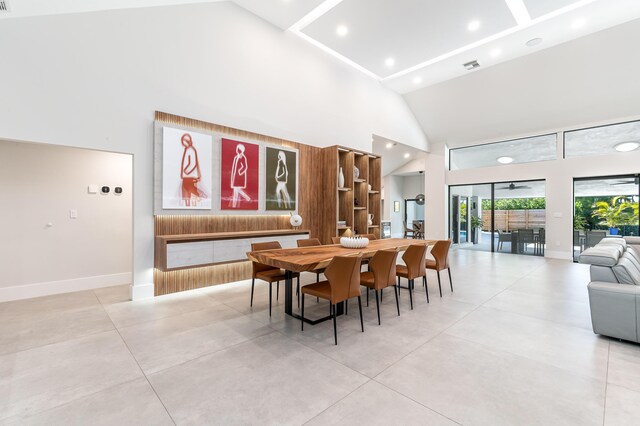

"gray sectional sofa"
[579,236,640,342]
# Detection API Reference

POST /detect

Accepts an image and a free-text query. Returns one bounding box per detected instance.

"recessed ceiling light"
[490,48,502,58]
[571,18,586,30]
[404,153,410,159]
[467,20,480,32]
[615,142,640,152]
[385,57,395,67]
[385,142,394,149]
[497,156,514,164]
[412,76,422,84]
[526,38,543,47]
[336,25,348,37]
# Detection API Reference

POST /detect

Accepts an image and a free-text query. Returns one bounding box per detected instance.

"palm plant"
[591,196,635,229]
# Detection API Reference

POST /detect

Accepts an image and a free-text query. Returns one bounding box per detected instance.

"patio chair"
[586,230,606,248]
[497,230,511,251]
[518,228,535,253]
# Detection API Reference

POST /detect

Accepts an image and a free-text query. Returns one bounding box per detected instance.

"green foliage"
[573,215,588,231]
[470,215,482,230]
[481,198,546,210]
[591,196,637,229]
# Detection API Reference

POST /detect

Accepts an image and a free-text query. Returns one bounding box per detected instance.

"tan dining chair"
[359,233,377,240]
[403,221,415,239]
[250,241,300,316]
[360,248,400,325]
[331,236,341,244]
[425,239,453,297]
[297,238,324,302]
[396,244,428,309]
[301,254,363,345]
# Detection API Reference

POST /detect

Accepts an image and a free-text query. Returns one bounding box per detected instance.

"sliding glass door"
[450,180,546,256]
[573,175,639,261]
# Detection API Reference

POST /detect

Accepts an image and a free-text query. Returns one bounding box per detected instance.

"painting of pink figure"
[162,127,212,210]
[220,138,259,210]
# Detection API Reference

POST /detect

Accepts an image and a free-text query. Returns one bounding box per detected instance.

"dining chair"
[250,241,300,316]
[412,221,424,239]
[403,221,415,239]
[359,233,377,240]
[535,228,546,256]
[425,239,453,298]
[360,249,400,325]
[586,230,606,248]
[300,254,364,345]
[518,228,534,253]
[396,244,428,309]
[331,236,341,244]
[297,238,324,302]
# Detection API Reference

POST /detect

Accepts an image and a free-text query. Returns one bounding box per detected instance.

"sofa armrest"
[587,281,639,342]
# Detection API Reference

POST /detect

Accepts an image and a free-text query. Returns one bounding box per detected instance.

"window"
[565,120,640,158]
[449,134,557,171]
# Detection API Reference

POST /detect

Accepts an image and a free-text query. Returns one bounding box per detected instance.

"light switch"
[88,185,98,194]
[70,209,78,219]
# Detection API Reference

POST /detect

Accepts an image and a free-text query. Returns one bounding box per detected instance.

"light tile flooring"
[1,249,639,425]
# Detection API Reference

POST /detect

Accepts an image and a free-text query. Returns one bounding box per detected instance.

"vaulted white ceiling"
[3,0,639,95]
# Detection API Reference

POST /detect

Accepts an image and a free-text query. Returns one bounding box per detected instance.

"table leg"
[285,270,293,316]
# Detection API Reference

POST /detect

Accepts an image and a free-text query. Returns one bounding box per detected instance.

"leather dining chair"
[360,249,400,325]
[301,254,364,345]
[396,244,428,309]
[331,236,341,244]
[359,233,377,240]
[250,241,300,316]
[425,239,453,297]
[297,238,324,302]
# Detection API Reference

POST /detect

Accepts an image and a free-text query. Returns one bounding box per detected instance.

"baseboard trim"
[544,250,572,260]
[0,272,132,303]
[130,283,154,300]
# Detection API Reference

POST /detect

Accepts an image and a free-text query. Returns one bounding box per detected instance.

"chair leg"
[367,287,370,307]
[409,279,414,310]
[345,299,348,315]
[276,281,279,301]
[358,296,364,332]
[332,304,338,345]
[315,273,320,303]
[423,275,429,303]
[375,290,381,325]
[437,271,443,297]
[301,294,305,331]
[269,282,272,317]
[394,285,400,316]
[250,278,255,307]
[448,267,453,292]
[397,276,401,300]
[297,276,300,308]
[381,288,383,302]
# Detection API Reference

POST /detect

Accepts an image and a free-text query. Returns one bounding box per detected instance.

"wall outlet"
[70,209,78,219]
[88,185,98,194]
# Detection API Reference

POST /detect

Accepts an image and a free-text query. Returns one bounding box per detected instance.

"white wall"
[0,2,427,299]
[0,141,132,301]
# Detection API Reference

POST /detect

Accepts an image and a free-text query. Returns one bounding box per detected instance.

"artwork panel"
[162,127,212,210]
[265,147,297,211]
[220,138,259,210]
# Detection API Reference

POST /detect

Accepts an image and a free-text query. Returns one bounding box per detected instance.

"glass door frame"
[448,178,546,253]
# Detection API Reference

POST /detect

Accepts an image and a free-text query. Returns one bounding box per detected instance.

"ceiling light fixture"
[490,48,502,58]
[404,153,410,159]
[385,57,395,67]
[467,20,480,32]
[571,18,586,30]
[412,76,422,84]
[526,38,543,47]
[497,156,514,164]
[615,142,640,152]
[504,0,531,25]
[385,142,394,149]
[336,25,348,37]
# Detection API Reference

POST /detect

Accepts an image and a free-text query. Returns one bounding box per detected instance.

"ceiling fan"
[497,182,532,190]
[611,176,640,186]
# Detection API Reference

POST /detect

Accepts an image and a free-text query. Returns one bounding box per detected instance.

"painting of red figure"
[220,138,259,210]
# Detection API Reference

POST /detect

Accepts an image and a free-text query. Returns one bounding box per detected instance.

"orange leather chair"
[250,241,300,316]
[426,239,453,297]
[331,236,341,244]
[395,244,428,309]
[297,238,324,283]
[359,233,377,240]
[360,248,400,324]
[301,254,363,345]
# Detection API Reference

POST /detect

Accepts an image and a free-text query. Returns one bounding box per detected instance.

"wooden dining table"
[247,238,435,324]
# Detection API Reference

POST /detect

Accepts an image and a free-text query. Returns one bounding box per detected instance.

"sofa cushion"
[612,257,640,285]
[623,251,640,273]
[579,245,622,267]
[627,247,640,265]
[600,237,627,250]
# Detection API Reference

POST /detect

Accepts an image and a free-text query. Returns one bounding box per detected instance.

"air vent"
[463,60,480,70]
[0,1,9,12]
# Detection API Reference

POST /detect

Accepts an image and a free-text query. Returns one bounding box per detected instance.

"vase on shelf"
[367,214,373,226]
[338,167,345,188]
[354,165,360,180]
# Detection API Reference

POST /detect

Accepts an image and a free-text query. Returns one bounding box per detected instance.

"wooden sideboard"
[155,230,310,272]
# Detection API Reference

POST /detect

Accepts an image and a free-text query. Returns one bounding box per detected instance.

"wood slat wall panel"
[154,111,324,295]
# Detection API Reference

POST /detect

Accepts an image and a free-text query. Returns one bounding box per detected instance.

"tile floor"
[1,249,638,425]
